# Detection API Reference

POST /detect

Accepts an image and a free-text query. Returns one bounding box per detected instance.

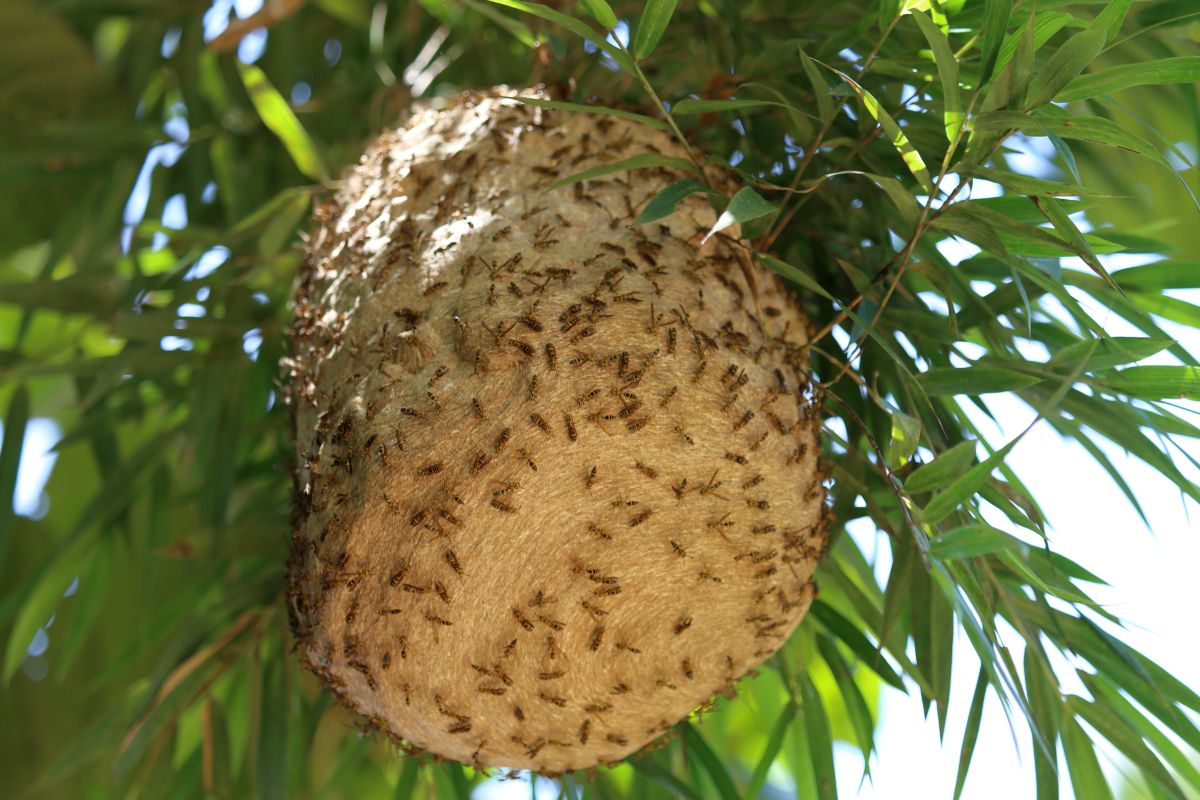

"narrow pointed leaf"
[905,440,978,494]
[579,0,618,30]
[633,0,679,59]
[0,384,29,566]
[548,152,697,190]
[826,65,933,192]
[916,367,1041,396]
[1058,57,1200,101]
[952,669,989,800]
[237,63,328,182]
[510,96,670,130]
[911,10,962,140]
[1024,27,1106,110]
[703,186,776,242]
[634,178,709,224]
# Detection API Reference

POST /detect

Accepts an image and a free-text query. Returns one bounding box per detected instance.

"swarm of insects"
[285,88,829,774]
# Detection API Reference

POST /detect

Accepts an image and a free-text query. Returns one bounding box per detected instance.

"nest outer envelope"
[286,88,829,773]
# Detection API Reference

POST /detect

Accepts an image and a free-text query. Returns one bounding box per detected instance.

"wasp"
[628,509,652,527]
[416,461,444,477]
[544,342,558,371]
[674,615,693,635]
[444,550,463,575]
[563,412,577,442]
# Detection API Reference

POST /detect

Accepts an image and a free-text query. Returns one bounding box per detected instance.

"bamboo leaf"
[1031,195,1119,291]
[633,0,679,59]
[1047,337,1172,372]
[916,367,1041,396]
[237,63,328,182]
[548,152,697,190]
[911,10,962,140]
[681,724,739,800]
[0,384,29,566]
[922,439,1019,524]
[1062,716,1117,800]
[905,440,978,494]
[1024,26,1106,110]
[799,46,834,125]
[973,111,1172,168]
[1068,696,1184,798]
[809,601,906,690]
[510,95,670,130]
[703,186,777,242]
[1058,57,1200,101]
[825,65,933,192]
[952,669,989,800]
[634,178,711,224]
[580,0,618,30]
[1096,365,1200,399]
[801,674,839,800]
[745,700,797,799]
[978,0,1012,84]
[886,410,921,469]
[484,0,636,72]
[929,524,1025,561]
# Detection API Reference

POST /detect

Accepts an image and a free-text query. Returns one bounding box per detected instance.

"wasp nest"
[286,88,828,773]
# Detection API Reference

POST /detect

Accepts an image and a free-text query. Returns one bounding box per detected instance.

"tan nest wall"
[285,87,828,773]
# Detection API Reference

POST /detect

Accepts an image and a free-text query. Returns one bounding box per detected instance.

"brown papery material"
[285,88,828,773]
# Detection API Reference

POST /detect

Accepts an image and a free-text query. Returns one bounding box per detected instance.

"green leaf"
[703,186,777,242]
[799,46,834,125]
[548,152,697,190]
[1047,337,1173,372]
[817,635,876,760]
[579,0,618,30]
[1114,260,1200,291]
[1031,194,1119,291]
[745,701,797,800]
[484,0,635,73]
[801,674,838,800]
[395,759,420,798]
[952,669,989,800]
[993,11,1071,77]
[973,111,1172,168]
[905,440,978,494]
[681,724,738,800]
[1025,646,1061,800]
[1096,366,1200,399]
[510,95,670,130]
[886,410,921,469]
[756,254,834,299]
[809,601,907,690]
[633,0,679,59]
[1062,716,1117,800]
[825,64,933,192]
[978,0,1012,84]
[236,63,328,182]
[1068,696,1184,798]
[256,656,288,800]
[1092,0,1133,44]
[0,384,29,566]
[670,97,799,115]
[916,367,1041,396]
[1024,26,1106,110]
[965,166,1113,197]
[922,438,1019,524]
[634,178,710,224]
[911,10,962,140]
[1058,57,1200,101]
[930,524,1025,561]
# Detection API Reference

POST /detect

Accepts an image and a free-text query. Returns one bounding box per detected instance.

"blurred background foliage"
[1,0,1199,798]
